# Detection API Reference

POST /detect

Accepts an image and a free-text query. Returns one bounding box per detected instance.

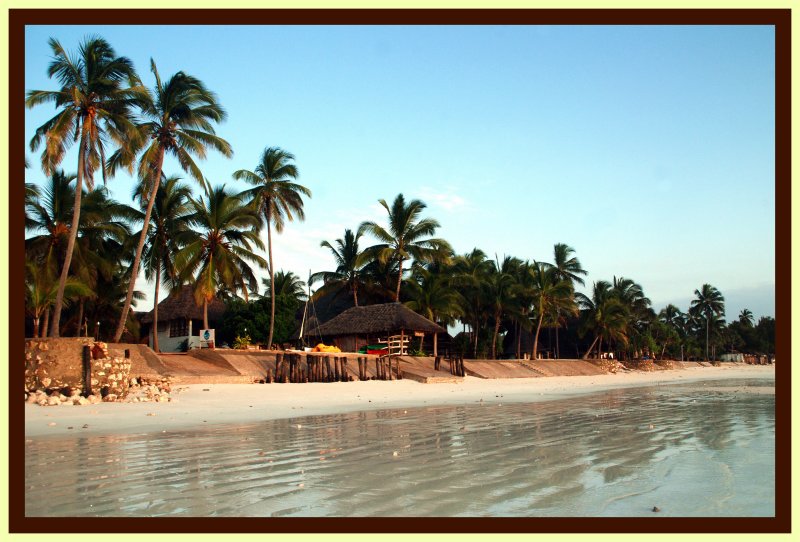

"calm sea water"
[25,378,775,517]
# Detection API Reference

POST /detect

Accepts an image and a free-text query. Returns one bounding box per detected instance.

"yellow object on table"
[312,343,341,353]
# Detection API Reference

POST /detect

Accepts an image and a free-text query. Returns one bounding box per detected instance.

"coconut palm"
[544,243,587,358]
[310,228,369,306]
[405,265,463,356]
[262,270,308,302]
[130,175,193,351]
[482,256,523,359]
[739,308,754,327]
[233,147,311,349]
[26,36,144,337]
[529,261,578,362]
[360,193,452,303]
[26,257,92,337]
[26,171,136,336]
[111,60,233,342]
[451,249,494,357]
[175,183,266,329]
[690,284,725,361]
[577,280,629,359]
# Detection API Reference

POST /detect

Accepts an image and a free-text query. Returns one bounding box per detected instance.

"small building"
[140,286,226,352]
[303,302,446,355]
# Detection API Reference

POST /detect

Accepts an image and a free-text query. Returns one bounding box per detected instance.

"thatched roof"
[308,302,446,337]
[140,286,226,324]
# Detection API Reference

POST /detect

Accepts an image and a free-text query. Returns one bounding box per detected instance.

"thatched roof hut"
[140,286,226,325]
[311,302,446,337]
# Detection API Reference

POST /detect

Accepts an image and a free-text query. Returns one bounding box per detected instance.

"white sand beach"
[25,364,774,439]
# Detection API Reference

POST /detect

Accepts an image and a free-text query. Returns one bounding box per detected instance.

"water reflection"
[25,379,774,517]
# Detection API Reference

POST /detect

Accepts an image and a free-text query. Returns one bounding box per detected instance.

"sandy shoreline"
[25,364,775,439]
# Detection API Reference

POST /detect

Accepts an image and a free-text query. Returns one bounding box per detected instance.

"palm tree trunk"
[32,315,40,338]
[433,332,438,357]
[50,138,86,337]
[113,148,166,343]
[203,298,209,330]
[583,335,599,360]
[705,316,710,361]
[266,216,275,350]
[353,281,359,307]
[598,336,603,360]
[42,307,51,339]
[532,312,544,361]
[152,266,161,352]
[395,257,404,302]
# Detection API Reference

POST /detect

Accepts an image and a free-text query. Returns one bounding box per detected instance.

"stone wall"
[24,338,172,405]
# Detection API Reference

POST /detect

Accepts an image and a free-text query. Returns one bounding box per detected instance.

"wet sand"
[25,364,775,439]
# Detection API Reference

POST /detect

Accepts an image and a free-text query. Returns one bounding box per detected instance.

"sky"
[23,24,776,322]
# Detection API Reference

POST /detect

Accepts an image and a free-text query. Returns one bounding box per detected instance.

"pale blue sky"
[24,24,776,321]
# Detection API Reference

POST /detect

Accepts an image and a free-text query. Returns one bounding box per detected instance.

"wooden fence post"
[342,358,348,381]
[82,345,92,397]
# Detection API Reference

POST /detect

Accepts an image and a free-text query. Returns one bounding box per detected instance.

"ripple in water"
[25,378,775,517]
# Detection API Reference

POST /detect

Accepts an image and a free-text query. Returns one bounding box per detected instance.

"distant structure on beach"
[140,286,226,352]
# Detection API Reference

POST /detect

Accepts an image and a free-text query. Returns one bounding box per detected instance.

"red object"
[367,348,389,355]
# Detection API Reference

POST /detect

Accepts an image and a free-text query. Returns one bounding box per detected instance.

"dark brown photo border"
[8,8,791,534]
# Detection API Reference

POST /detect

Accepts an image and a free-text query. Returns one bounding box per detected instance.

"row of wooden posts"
[434,355,466,377]
[261,353,403,384]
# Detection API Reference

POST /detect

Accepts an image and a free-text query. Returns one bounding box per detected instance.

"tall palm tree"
[739,308,754,327]
[26,36,144,337]
[360,193,451,302]
[577,280,629,360]
[545,243,587,358]
[310,228,369,306]
[130,175,193,351]
[483,256,522,359]
[233,147,311,349]
[111,60,232,342]
[175,183,266,329]
[529,261,578,361]
[690,283,725,361]
[451,249,493,357]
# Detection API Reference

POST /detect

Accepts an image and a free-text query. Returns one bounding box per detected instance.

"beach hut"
[140,286,226,352]
[305,302,446,355]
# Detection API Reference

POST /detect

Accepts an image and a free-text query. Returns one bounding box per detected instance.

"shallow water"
[25,378,774,517]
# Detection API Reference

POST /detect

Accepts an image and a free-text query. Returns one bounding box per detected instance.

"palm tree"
[545,243,587,358]
[26,257,91,337]
[310,228,369,306]
[451,249,493,357]
[26,36,144,337]
[529,261,578,361]
[690,284,725,361]
[404,265,463,356]
[26,171,136,336]
[739,308,754,327]
[111,60,232,343]
[577,280,629,360]
[483,256,522,359]
[130,175,193,351]
[360,193,451,302]
[233,147,311,349]
[262,270,308,301]
[659,304,687,360]
[175,183,266,329]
